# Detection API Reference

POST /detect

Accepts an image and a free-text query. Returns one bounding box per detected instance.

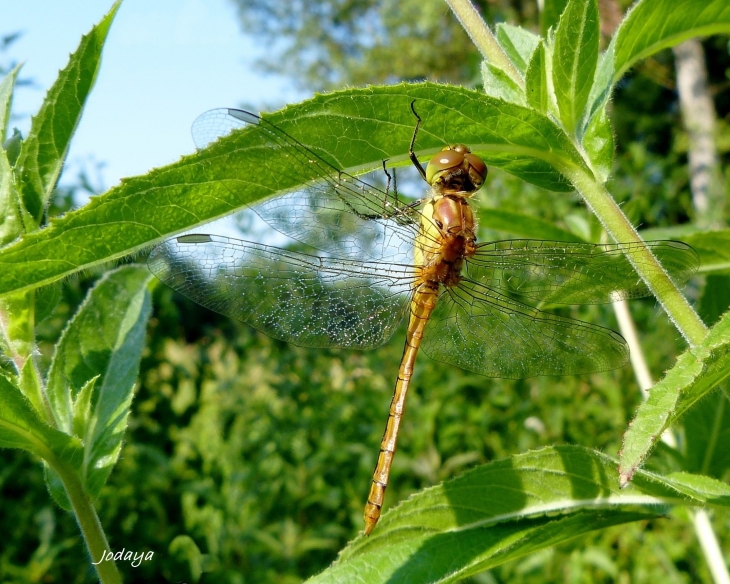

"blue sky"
[2,0,302,191]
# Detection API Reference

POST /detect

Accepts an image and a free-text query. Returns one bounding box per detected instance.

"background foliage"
[1,0,730,583]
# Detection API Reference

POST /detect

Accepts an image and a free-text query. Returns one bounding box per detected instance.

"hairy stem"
[49,456,121,584]
[563,164,707,346]
[444,0,525,89]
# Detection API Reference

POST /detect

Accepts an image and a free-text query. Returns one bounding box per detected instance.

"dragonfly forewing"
[423,279,629,379]
[149,234,414,349]
[466,240,699,305]
[192,108,423,264]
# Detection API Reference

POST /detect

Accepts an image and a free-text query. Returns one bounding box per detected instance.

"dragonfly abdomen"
[363,285,439,535]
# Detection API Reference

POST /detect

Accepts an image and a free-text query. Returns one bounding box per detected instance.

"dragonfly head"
[425,145,488,195]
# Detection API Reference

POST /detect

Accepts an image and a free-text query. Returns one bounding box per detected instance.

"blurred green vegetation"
[2,8,730,584]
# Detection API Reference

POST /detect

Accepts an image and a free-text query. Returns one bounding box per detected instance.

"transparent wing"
[191,108,423,265]
[422,279,629,379]
[148,234,414,349]
[466,240,699,304]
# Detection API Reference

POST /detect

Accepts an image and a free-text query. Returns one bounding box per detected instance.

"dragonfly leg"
[409,100,428,183]
[363,286,438,535]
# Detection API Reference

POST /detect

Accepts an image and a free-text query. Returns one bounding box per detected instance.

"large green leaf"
[45,265,152,499]
[477,208,583,241]
[14,1,121,222]
[552,0,599,134]
[0,83,586,297]
[614,0,730,82]
[306,446,730,584]
[619,310,730,486]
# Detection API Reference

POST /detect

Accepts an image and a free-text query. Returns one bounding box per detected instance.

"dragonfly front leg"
[363,285,438,535]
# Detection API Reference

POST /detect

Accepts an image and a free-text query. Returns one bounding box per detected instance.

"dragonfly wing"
[422,279,629,378]
[148,234,413,349]
[466,240,699,304]
[191,108,419,264]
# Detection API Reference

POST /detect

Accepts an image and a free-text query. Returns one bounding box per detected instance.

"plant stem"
[693,509,730,584]
[613,300,730,584]
[563,164,707,347]
[50,457,121,584]
[444,0,525,90]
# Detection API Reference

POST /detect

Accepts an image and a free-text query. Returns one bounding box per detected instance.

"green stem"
[49,456,121,584]
[562,163,707,347]
[444,0,525,89]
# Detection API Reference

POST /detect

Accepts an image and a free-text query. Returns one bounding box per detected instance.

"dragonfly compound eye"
[426,148,465,185]
[464,153,488,188]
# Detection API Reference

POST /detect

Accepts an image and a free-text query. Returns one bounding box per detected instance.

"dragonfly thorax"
[415,194,477,289]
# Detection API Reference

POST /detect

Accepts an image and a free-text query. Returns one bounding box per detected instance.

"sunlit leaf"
[0,373,82,467]
[525,42,549,114]
[552,0,599,134]
[614,0,730,82]
[0,64,21,144]
[495,23,541,74]
[0,144,23,247]
[45,265,153,498]
[14,1,121,222]
[0,83,585,297]
[582,105,613,183]
[307,446,730,584]
[481,62,525,104]
[620,311,730,486]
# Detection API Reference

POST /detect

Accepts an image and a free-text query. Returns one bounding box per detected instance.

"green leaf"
[680,275,730,479]
[581,104,613,183]
[35,281,62,323]
[0,64,21,143]
[495,23,541,74]
[169,535,204,583]
[541,0,570,37]
[552,0,600,134]
[18,357,47,422]
[0,290,35,370]
[583,40,615,131]
[480,62,525,105]
[306,446,730,584]
[477,207,583,241]
[638,228,730,274]
[681,388,730,478]
[45,265,152,498]
[614,0,730,82]
[525,42,549,114]
[619,310,730,486]
[44,466,72,511]
[0,373,82,465]
[14,0,121,223]
[579,46,616,181]
[0,143,25,247]
[0,83,586,297]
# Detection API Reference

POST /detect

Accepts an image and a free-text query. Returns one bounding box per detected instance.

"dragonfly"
[148,103,698,535]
